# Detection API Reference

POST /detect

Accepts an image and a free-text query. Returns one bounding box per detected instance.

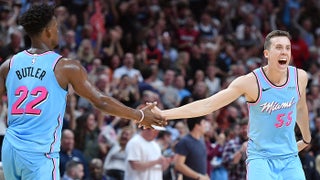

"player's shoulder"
[56,57,83,70]
[295,67,308,87]
[232,72,256,86]
[295,67,307,78]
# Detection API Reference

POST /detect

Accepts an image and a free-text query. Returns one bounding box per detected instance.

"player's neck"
[28,40,52,54]
[263,66,288,86]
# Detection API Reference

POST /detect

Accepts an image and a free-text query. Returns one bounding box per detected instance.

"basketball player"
[153,30,311,180]
[0,4,165,180]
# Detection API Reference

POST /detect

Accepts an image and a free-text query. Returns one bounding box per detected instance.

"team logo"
[260,97,295,114]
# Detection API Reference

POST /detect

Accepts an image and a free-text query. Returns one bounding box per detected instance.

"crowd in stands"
[1,0,320,179]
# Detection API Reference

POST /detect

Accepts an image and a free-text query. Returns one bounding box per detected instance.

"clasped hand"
[136,102,167,129]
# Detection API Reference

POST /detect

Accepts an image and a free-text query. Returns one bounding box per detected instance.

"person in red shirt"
[145,32,162,65]
[290,27,310,69]
[176,16,199,53]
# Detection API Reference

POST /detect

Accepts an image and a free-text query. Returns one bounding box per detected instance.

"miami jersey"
[247,66,300,160]
[5,50,67,154]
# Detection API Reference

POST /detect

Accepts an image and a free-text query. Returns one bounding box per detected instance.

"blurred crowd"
[1,0,320,179]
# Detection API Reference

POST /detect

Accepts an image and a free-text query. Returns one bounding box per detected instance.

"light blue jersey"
[5,50,67,154]
[247,66,300,160]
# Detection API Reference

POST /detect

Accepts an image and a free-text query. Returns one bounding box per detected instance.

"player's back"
[5,50,67,154]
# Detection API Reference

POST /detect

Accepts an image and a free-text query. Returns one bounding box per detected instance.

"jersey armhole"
[53,56,68,91]
[52,56,62,71]
[247,71,260,104]
[8,55,15,70]
[295,67,301,98]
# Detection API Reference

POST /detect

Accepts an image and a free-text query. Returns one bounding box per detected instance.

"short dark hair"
[18,4,55,37]
[187,116,205,131]
[264,30,291,50]
[157,130,171,139]
[65,159,82,173]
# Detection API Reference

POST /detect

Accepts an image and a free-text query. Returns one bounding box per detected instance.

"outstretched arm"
[296,69,311,151]
[160,75,250,120]
[55,59,165,128]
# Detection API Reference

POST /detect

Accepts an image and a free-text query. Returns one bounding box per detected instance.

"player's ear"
[45,27,52,39]
[45,20,55,38]
[263,49,269,58]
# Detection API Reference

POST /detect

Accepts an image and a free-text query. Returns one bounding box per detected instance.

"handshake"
[134,102,167,130]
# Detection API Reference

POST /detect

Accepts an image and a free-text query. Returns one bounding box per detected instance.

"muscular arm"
[296,69,311,148]
[0,60,10,97]
[161,74,255,120]
[55,59,164,127]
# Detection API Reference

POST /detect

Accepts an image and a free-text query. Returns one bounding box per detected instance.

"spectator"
[112,74,140,108]
[77,38,95,67]
[156,69,180,109]
[176,16,199,53]
[107,54,122,78]
[300,146,320,180]
[210,132,228,180]
[101,26,124,60]
[0,30,24,62]
[60,29,77,59]
[103,126,134,180]
[74,112,101,163]
[138,67,160,96]
[222,119,248,180]
[175,51,193,81]
[0,2,21,48]
[158,31,179,65]
[196,11,218,43]
[174,116,210,180]
[60,129,89,178]
[148,64,164,91]
[174,120,189,142]
[62,160,85,180]
[192,81,209,101]
[156,130,175,180]
[145,31,162,65]
[113,52,143,86]
[205,65,221,95]
[189,44,208,74]
[124,129,171,180]
[290,27,310,69]
[187,69,206,92]
[174,74,191,101]
[87,158,107,180]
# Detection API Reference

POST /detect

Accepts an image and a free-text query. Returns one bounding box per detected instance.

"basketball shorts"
[246,155,305,180]
[1,138,60,180]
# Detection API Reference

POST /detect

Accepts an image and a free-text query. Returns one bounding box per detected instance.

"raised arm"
[296,69,311,151]
[161,74,255,120]
[55,58,165,128]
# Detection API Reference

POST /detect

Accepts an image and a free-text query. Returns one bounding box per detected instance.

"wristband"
[138,110,144,123]
[302,139,311,144]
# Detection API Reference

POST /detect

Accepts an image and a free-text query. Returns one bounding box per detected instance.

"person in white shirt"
[124,129,171,180]
[113,52,143,86]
